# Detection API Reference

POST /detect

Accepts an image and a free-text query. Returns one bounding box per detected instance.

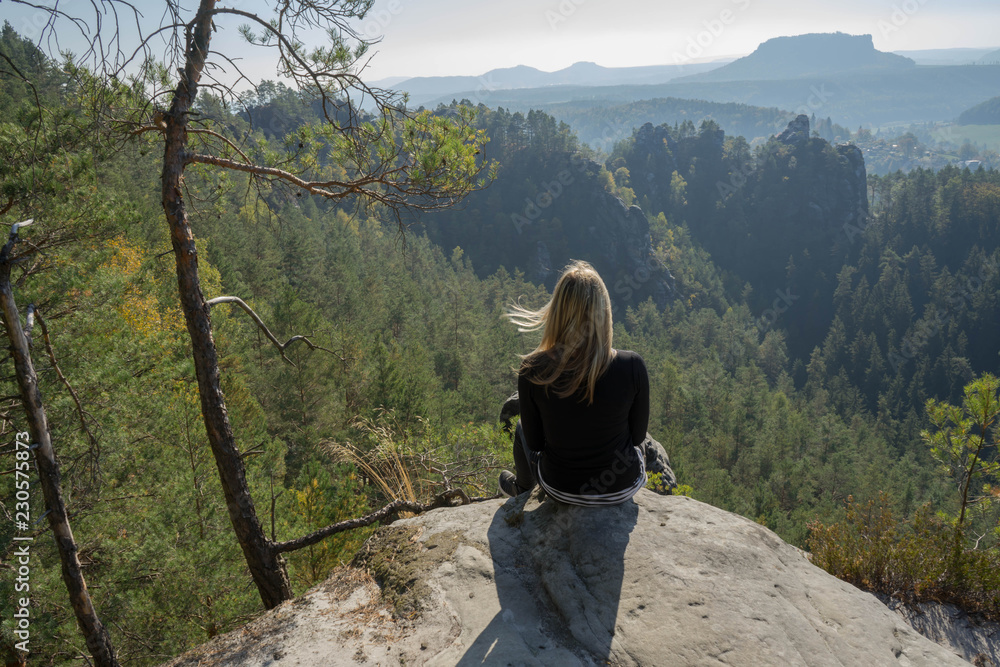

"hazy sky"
[2,0,998,83]
[358,0,1000,78]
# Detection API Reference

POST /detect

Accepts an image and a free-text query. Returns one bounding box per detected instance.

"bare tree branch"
[8,0,145,80]
[272,488,476,554]
[206,295,343,365]
[209,5,401,126]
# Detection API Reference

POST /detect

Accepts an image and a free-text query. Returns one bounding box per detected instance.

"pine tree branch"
[0,219,119,666]
[186,150,480,213]
[125,123,252,165]
[34,308,102,464]
[187,152,358,197]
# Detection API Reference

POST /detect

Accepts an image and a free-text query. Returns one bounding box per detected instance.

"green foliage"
[285,461,371,590]
[809,494,1000,621]
[0,132,526,663]
[811,375,1000,621]
[616,297,937,548]
[673,483,695,497]
[923,373,1000,529]
[0,23,522,664]
[5,15,1000,664]
[402,107,496,192]
[813,168,1000,421]
[415,104,588,287]
[646,473,690,496]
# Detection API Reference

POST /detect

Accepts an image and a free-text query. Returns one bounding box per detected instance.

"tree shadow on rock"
[458,491,639,665]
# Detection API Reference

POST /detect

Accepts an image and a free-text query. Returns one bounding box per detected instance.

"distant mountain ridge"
[894,47,999,65]
[977,48,1000,65]
[380,34,1000,129]
[416,65,1000,129]
[678,32,914,82]
[389,60,732,107]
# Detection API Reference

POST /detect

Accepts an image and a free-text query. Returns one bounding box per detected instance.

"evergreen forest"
[0,14,998,665]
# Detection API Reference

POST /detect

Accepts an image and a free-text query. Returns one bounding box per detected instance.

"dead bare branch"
[272,488,476,554]
[206,295,344,365]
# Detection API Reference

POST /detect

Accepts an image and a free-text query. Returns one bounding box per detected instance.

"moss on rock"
[352,526,465,618]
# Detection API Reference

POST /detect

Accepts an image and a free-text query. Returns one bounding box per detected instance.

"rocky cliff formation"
[163,491,969,666]
[769,115,869,234]
[563,158,675,309]
[419,143,675,314]
[631,121,679,187]
[776,114,811,145]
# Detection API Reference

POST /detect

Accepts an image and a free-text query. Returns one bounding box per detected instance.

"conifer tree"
[12,0,492,609]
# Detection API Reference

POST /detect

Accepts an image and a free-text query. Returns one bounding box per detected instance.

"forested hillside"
[415,105,676,312]
[417,106,999,612]
[959,95,1000,125]
[0,25,534,663]
[609,116,1000,423]
[1,15,998,666]
[525,97,851,152]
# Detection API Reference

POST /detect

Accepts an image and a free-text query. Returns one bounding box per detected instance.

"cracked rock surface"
[163,490,969,666]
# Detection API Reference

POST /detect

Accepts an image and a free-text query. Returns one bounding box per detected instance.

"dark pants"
[512,422,539,493]
[512,424,676,495]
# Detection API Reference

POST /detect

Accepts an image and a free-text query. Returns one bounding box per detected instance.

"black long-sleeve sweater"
[518,349,649,496]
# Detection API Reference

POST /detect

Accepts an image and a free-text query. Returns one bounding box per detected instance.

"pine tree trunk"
[159,0,293,609]
[0,238,119,666]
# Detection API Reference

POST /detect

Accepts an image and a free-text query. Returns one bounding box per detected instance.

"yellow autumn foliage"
[103,237,185,337]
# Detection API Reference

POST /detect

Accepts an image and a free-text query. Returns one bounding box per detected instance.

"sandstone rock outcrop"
[880,594,1000,666]
[632,122,679,186]
[750,114,866,238]
[540,157,675,311]
[834,140,868,230]
[163,491,969,666]
[777,114,811,145]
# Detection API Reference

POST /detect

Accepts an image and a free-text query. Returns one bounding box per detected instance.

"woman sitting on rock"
[499,260,648,505]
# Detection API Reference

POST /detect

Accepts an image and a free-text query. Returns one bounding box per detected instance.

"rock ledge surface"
[163,490,969,666]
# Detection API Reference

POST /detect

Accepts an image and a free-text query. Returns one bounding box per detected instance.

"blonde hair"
[506,260,615,404]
